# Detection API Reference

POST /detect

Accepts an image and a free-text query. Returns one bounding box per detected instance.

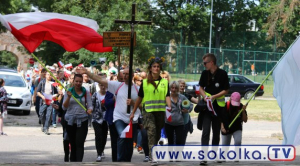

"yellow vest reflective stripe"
[143,79,168,112]
[144,100,166,105]
[205,92,225,107]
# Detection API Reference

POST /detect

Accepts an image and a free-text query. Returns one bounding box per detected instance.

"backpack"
[226,100,242,120]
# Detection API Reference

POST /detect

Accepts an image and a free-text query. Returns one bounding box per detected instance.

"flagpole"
[31,53,87,111]
[229,36,300,128]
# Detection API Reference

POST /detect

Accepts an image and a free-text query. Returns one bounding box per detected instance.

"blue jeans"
[161,127,167,138]
[39,104,53,130]
[35,96,41,117]
[52,108,57,125]
[114,120,137,162]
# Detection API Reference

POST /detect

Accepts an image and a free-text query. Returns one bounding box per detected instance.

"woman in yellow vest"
[130,56,171,165]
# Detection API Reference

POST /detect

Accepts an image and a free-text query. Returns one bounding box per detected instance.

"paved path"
[0,107,299,165]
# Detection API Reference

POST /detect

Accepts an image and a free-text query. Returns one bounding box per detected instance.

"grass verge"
[190,99,281,122]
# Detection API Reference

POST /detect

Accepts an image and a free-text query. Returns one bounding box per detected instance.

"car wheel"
[244,91,255,100]
[23,110,31,115]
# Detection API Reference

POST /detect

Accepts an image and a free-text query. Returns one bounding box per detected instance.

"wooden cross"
[115,3,152,114]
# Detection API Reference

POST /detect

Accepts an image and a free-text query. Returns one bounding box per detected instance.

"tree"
[0,0,31,31]
[264,0,300,48]
[28,0,155,68]
[0,51,18,68]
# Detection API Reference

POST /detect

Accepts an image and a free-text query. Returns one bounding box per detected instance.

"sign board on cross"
[103,32,136,47]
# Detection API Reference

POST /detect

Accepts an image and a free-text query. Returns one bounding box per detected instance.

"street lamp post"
[209,0,213,53]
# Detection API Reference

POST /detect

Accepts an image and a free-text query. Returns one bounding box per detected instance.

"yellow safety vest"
[205,92,225,107]
[143,79,168,112]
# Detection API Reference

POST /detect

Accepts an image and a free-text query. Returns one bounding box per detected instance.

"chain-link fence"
[150,30,288,85]
[152,43,284,84]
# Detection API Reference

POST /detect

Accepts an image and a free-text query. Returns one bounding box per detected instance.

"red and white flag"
[58,61,64,68]
[195,85,200,95]
[166,106,172,122]
[206,98,217,116]
[34,68,39,73]
[43,93,53,105]
[49,66,56,72]
[120,121,133,138]
[78,64,84,67]
[65,64,73,69]
[64,69,71,78]
[50,82,60,87]
[0,12,112,53]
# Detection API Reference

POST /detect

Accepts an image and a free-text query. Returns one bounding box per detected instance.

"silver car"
[0,71,32,115]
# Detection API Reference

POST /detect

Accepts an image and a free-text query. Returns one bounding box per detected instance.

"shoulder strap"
[115,82,125,96]
[133,84,138,93]
[92,93,97,109]
[226,101,230,111]
[84,92,87,108]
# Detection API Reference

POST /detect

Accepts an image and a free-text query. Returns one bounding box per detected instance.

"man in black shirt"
[198,53,229,165]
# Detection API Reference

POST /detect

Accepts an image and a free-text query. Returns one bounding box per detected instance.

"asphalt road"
[0,106,299,165]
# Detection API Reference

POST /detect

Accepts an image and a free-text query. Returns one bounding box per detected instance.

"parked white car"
[0,70,32,115]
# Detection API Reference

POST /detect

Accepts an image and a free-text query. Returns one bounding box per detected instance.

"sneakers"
[101,152,105,159]
[41,125,44,132]
[0,132,7,136]
[150,161,159,166]
[143,156,150,162]
[158,138,167,145]
[44,129,50,135]
[53,124,57,128]
[133,142,137,148]
[200,161,207,165]
[96,156,102,162]
[137,146,144,154]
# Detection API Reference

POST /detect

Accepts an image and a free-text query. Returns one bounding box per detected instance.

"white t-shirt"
[108,81,140,124]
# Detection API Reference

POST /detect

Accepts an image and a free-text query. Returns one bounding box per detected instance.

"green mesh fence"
[150,30,287,84]
[152,43,284,83]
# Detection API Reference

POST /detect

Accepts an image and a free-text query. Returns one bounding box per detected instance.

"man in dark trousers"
[198,53,229,165]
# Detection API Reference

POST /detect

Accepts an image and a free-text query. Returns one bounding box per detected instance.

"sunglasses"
[203,61,211,65]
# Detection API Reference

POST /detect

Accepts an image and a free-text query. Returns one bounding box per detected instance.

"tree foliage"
[0,0,31,32]
[28,0,155,67]
[264,0,300,48]
[0,51,18,68]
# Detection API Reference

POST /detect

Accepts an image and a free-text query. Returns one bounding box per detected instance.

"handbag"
[194,99,207,113]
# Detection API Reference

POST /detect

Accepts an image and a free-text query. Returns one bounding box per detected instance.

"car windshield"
[233,76,252,83]
[0,74,26,87]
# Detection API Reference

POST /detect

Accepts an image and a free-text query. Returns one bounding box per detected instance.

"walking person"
[198,53,229,165]
[53,73,75,162]
[91,82,113,162]
[221,92,248,146]
[75,67,141,162]
[165,81,193,146]
[0,78,8,136]
[63,74,93,162]
[37,72,58,135]
[178,79,197,144]
[33,68,47,123]
[130,56,171,165]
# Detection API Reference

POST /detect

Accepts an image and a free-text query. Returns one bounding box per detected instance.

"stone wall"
[0,32,30,70]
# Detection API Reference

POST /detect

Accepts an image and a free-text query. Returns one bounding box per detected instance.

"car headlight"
[187,86,193,90]
[21,94,31,98]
